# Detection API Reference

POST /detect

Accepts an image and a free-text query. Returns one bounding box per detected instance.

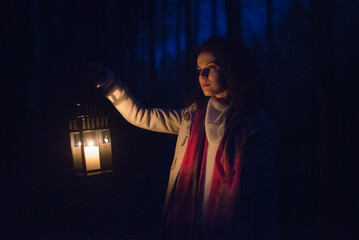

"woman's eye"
[208,65,216,69]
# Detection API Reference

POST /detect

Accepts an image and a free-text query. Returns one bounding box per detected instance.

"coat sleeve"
[105,83,183,134]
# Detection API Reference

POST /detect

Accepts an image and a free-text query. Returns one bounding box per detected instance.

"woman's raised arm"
[85,62,183,134]
[105,82,183,134]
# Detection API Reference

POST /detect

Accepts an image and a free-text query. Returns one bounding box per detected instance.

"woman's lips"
[202,83,210,88]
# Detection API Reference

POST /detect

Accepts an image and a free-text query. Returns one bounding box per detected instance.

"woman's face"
[197,51,228,99]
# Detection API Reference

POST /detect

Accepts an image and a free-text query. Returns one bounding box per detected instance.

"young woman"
[93,37,278,240]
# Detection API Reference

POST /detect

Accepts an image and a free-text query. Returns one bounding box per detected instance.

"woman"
[93,37,278,240]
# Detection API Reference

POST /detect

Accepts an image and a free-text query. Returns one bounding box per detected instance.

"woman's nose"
[200,68,210,79]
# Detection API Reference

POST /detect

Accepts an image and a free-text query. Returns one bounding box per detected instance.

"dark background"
[1,0,358,239]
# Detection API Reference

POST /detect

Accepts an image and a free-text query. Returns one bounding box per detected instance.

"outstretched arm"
[86,63,183,134]
[105,82,183,134]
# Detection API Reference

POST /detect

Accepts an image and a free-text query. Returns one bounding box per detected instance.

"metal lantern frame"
[69,103,114,176]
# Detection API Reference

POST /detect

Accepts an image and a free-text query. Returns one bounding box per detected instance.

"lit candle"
[84,140,101,171]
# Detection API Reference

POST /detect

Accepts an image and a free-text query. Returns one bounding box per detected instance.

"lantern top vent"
[69,103,110,131]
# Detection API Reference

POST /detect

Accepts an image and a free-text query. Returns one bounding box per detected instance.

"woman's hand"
[85,62,116,91]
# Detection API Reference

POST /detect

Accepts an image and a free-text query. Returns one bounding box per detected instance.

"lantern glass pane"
[83,132,98,147]
[101,130,111,144]
[73,134,81,148]
[70,132,83,172]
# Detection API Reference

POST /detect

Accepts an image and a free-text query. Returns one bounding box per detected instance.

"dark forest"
[1,0,358,239]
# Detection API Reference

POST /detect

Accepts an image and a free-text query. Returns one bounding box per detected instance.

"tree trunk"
[128,0,138,92]
[212,0,217,36]
[194,0,199,45]
[225,0,241,43]
[266,0,276,117]
[161,0,167,76]
[148,0,157,102]
[310,1,336,239]
[185,0,195,91]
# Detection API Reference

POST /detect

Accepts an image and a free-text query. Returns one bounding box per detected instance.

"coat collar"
[183,103,199,121]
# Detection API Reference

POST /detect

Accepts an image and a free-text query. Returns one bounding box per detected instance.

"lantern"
[69,103,114,176]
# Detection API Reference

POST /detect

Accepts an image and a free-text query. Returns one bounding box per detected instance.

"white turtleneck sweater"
[202,97,229,211]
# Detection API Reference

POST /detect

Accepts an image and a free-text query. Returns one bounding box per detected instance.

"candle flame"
[104,137,109,143]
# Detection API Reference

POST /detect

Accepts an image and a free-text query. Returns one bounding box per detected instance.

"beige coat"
[106,83,197,212]
[106,83,279,239]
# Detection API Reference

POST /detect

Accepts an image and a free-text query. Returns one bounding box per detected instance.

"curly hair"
[188,37,263,116]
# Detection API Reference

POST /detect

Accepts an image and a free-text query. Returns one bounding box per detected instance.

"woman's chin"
[202,91,214,97]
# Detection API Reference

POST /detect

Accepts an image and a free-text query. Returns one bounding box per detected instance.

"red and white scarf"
[167,107,247,239]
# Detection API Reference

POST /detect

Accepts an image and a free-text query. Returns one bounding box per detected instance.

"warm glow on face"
[197,51,228,99]
[88,140,94,147]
